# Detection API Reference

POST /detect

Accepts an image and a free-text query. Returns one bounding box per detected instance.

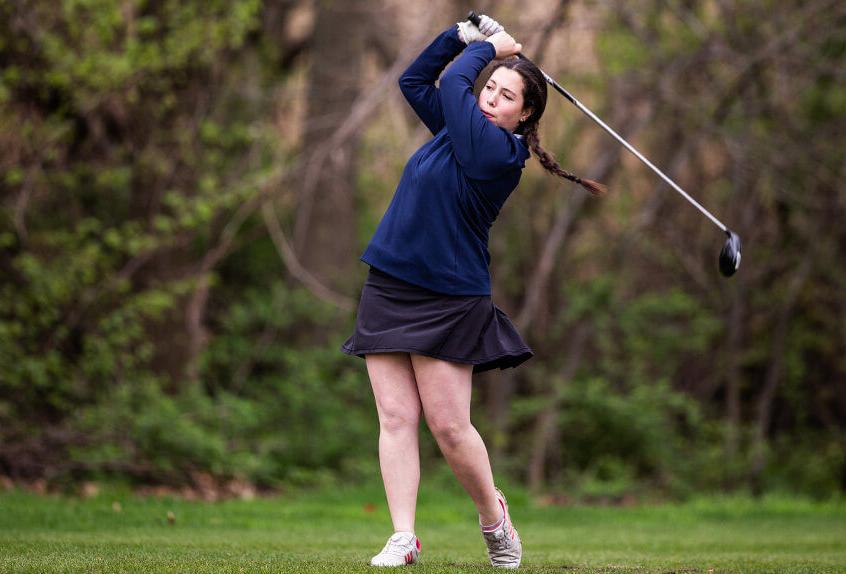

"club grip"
[467,11,481,26]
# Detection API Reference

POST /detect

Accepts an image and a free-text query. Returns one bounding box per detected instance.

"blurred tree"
[292,0,368,292]
[1,0,844,498]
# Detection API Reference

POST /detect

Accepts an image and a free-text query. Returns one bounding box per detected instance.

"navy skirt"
[341,266,533,374]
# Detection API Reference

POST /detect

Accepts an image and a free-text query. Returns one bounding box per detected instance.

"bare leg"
[366,352,422,533]
[409,354,502,525]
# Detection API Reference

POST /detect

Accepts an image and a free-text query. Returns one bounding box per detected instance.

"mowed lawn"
[1,479,844,574]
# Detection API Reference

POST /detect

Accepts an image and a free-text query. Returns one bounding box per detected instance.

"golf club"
[468,11,742,278]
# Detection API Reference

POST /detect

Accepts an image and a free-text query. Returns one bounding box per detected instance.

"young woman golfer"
[341,14,604,569]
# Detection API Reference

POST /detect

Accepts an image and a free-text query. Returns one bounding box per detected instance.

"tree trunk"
[527,321,590,493]
[749,258,812,495]
[293,0,370,292]
[723,147,759,487]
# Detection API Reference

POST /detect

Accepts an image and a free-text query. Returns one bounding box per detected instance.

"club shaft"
[468,10,728,233]
[524,56,728,233]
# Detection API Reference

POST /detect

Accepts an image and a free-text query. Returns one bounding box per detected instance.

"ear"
[520,108,533,123]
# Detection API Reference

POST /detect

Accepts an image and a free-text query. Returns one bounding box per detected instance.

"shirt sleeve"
[439,41,528,180]
[398,26,466,136]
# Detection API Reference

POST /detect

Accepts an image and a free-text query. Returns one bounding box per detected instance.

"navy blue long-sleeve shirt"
[360,26,530,295]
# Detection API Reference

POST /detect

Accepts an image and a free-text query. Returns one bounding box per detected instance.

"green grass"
[1,479,844,573]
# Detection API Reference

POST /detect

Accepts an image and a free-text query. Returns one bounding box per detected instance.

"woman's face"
[478,67,531,132]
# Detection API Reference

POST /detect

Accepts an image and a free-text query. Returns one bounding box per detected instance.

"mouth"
[481,110,495,119]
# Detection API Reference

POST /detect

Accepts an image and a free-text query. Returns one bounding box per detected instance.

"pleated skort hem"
[340,266,533,374]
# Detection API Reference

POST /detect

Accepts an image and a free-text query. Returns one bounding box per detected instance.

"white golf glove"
[456,14,504,44]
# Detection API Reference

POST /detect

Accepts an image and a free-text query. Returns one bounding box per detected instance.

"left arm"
[439,42,526,180]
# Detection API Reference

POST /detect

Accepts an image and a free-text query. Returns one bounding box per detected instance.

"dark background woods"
[1,0,844,499]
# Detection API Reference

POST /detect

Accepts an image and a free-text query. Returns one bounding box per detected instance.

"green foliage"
[534,375,705,500]
[616,289,722,383]
[198,281,378,485]
[53,277,379,488]
[71,376,232,477]
[596,27,649,76]
[0,0,288,486]
[764,433,846,499]
[558,276,723,386]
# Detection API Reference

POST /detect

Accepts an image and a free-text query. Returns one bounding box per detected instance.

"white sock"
[480,500,505,531]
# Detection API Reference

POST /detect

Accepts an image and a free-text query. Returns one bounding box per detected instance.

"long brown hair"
[493,58,607,196]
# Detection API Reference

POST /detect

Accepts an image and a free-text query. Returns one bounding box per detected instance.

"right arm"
[398,26,466,136]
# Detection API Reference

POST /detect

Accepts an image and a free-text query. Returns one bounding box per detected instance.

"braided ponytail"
[493,58,607,197]
[523,122,607,196]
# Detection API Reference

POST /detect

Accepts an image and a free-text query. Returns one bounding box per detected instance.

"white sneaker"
[480,487,522,569]
[369,531,421,567]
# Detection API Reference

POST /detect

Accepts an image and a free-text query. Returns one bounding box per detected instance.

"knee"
[378,402,421,434]
[425,415,471,450]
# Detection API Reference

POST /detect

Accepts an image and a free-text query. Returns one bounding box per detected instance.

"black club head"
[719,229,742,277]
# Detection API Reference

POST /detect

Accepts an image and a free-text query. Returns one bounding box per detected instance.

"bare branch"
[261,203,355,311]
